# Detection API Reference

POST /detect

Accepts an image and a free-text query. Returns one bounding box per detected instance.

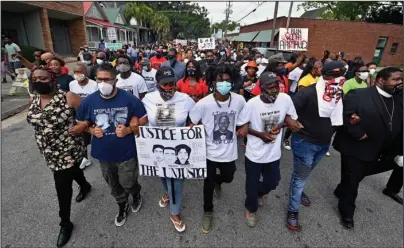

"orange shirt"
[251,75,289,95]
[150,56,167,70]
[176,77,208,102]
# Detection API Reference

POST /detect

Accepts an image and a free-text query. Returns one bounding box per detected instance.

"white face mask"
[74,73,86,82]
[256,58,262,64]
[344,65,349,71]
[84,60,92,65]
[358,72,369,81]
[96,59,104,65]
[98,82,114,96]
[369,68,376,75]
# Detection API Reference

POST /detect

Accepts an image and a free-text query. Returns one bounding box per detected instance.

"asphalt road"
[1,111,403,248]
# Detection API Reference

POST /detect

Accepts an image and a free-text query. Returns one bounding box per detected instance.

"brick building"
[237,17,402,66]
[1,1,87,55]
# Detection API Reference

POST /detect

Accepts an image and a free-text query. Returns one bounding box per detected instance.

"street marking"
[1,109,28,129]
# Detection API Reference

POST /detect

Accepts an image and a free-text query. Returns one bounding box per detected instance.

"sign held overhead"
[278,28,308,51]
[198,37,215,50]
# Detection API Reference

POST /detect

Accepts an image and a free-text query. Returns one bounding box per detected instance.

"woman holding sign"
[139,66,196,232]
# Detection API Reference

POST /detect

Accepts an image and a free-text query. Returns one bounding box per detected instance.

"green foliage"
[298,1,403,24]
[211,20,238,35]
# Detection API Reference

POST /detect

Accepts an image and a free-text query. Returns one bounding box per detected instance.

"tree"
[123,3,155,44]
[211,20,238,35]
[298,1,403,24]
[144,2,211,39]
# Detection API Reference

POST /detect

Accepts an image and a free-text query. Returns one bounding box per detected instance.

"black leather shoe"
[76,182,91,203]
[383,188,403,205]
[57,222,73,247]
[341,217,354,229]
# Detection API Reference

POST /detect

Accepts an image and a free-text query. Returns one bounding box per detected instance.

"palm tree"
[151,14,170,43]
[124,3,155,44]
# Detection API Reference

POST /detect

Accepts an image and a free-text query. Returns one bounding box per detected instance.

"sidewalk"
[1,76,30,120]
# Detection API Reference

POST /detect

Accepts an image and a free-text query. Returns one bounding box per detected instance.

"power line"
[236,2,266,23]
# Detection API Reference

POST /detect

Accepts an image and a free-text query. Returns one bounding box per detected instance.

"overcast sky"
[198,1,307,26]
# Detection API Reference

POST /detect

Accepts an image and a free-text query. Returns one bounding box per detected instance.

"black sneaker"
[287,211,300,231]
[115,201,129,227]
[131,194,143,213]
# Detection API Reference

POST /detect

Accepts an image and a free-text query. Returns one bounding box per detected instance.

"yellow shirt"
[298,74,318,87]
[111,59,116,67]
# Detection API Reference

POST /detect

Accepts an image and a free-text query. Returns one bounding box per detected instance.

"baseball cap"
[268,53,287,64]
[321,61,345,76]
[245,61,258,71]
[259,72,280,85]
[156,66,176,83]
[141,58,150,65]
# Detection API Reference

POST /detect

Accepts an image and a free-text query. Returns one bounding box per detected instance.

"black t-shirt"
[56,74,74,92]
[292,84,336,145]
[242,75,258,101]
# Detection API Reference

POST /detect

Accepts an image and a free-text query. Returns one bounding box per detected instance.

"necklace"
[378,94,394,131]
[214,92,232,108]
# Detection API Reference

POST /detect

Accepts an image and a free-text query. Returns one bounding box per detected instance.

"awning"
[232,31,259,42]
[86,17,120,28]
[115,24,136,31]
[252,29,279,43]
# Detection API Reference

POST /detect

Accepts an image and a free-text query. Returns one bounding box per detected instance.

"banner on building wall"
[278,28,308,51]
[136,125,207,179]
[107,27,117,41]
[105,43,122,51]
[198,37,215,50]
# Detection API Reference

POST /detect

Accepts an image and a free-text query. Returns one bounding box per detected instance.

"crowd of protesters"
[12,37,403,247]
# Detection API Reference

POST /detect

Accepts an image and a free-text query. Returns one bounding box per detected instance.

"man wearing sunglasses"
[89,51,109,81]
[342,62,369,95]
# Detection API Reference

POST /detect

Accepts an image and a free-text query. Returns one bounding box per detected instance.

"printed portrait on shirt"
[94,107,128,135]
[213,112,236,141]
[261,111,280,133]
[156,103,175,127]
[175,144,191,166]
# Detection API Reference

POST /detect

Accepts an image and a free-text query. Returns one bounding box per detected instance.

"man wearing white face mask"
[366,62,377,86]
[342,63,369,95]
[116,55,148,100]
[75,63,147,227]
[139,58,157,93]
[89,51,108,81]
[69,63,98,169]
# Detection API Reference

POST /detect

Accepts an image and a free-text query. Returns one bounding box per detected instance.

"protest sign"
[198,37,215,50]
[173,39,187,46]
[107,27,117,41]
[105,43,122,51]
[136,125,207,179]
[278,28,308,51]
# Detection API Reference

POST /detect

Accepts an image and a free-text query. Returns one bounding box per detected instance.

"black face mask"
[156,54,162,59]
[31,81,54,94]
[385,83,403,95]
[206,58,214,64]
[168,55,176,60]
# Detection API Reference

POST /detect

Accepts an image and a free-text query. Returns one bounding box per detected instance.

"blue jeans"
[288,134,329,212]
[161,177,184,215]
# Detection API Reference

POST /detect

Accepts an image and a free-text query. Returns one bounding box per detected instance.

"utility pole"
[286,1,293,29]
[270,1,279,48]
[223,1,233,40]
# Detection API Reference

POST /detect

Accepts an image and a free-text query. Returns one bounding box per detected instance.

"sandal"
[170,216,186,233]
[159,195,169,208]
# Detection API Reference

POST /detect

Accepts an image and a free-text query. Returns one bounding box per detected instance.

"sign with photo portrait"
[198,37,215,50]
[136,125,207,179]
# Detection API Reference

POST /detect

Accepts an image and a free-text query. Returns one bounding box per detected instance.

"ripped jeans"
[287,134,329,212]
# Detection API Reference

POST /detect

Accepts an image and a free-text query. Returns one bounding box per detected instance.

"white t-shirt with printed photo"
[189,92,247,162]
[142,91,195,127]
[116,72,148,99]
[141,68,158,93]
[69,79,98,98]
[238,93,298,163]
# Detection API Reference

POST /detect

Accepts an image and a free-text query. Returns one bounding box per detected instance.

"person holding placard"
[189,64,249,234]
[137,66,195,232]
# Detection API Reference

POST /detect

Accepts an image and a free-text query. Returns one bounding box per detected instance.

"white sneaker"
[283,140,291,150]
[85,159,92,167]
[79,158,88,169]
[326,152,331,157]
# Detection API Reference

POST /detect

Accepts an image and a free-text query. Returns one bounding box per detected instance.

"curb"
[1,103,29,120]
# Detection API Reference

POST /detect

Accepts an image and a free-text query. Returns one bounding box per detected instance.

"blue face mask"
[215,81,232,95]
[279,68,288,76]
[220,52,225,56]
